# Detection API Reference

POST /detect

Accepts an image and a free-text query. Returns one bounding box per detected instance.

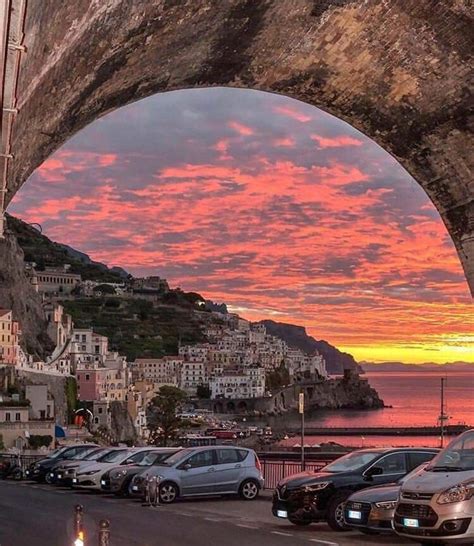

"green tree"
[147,386,187,446]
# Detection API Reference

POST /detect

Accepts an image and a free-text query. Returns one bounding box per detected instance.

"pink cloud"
[274,105,312,123]
[311,134,364,149]
[273,137,295,147]
[228,121,254,136]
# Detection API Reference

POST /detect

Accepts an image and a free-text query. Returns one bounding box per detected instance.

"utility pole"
[299,391,305,471]
[439,377,448,448]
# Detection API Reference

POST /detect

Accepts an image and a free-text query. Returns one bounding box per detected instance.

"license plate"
[277,510,288,518]
[348,510,362,520]
[132,485,138,491]
[403,518,419,528]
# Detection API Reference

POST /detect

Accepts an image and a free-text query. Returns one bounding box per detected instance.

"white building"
[210,367,265,399]
[179,361,206,395]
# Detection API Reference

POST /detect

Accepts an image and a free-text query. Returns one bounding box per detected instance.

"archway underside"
[1,0,473,293]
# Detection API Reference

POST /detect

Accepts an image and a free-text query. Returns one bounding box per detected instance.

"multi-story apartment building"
[210,366,265,399]
[179,361,206,394]
[132,357,182,386]
[0,309,20,365]
[70,328,109,369]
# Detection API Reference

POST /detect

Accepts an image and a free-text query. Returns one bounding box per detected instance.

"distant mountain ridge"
[361,361,474,372]
[259,320,362,375]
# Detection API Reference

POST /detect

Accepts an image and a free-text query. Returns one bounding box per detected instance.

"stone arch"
[1,0,472,292]
[226,401,236,413]
[237,401,248,413]
[213,401,224,414]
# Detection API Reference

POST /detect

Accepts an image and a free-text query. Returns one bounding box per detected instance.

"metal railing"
[260,458,329,489]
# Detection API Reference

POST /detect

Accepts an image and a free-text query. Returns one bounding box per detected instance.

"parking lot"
[0,479,413,546]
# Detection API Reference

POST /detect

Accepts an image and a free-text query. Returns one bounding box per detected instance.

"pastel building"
[0,309,20,365]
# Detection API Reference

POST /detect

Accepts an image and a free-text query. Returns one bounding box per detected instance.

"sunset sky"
[9,88,473,364]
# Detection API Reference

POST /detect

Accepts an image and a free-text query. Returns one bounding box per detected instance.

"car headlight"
[303,482,330,492]
[437,481,474,504]
[374,501,397,510]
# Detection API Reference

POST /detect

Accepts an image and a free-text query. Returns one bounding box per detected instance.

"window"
[184,450,214,469]
[216,449,240,465]
[15,413,21,421]
[373,452,407,475]
[407,451,436,471]
[5,412,10,422]
[98,407,103,414]
[85,374,90,381]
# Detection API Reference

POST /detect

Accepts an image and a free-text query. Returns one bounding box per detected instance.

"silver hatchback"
[129,446,264,503]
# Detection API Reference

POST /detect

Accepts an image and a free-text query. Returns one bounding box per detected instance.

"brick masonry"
[2,0,473,293]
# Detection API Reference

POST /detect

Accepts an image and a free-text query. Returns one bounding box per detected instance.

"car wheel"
[159,482,178,504]
[327,492,351,531]
[288,517,312,526]
[44,473,54,485]
[239,479,260,500]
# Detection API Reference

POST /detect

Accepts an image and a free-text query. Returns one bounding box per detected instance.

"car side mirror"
[365,466,383,478]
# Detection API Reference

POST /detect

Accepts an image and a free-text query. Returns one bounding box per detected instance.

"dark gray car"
[344,459,437,535]
[101,448,179,495]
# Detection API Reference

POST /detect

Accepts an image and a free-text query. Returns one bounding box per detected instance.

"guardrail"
[259,457,330,489]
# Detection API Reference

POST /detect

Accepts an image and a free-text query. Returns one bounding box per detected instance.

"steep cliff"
[260,320,362,374]
[110,401,137,444]
[0,223,52,357]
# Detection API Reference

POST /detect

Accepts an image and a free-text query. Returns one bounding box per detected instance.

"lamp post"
[299,391,305,471]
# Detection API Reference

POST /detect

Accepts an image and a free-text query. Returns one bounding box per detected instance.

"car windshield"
[70,448,96,460]
[426,431,474,471]
[157,448,193,466]
[83,448,108,461]
[97,450,130,463]
[136,451,175,467]
[49,447,68,459]
[324,451,381,472]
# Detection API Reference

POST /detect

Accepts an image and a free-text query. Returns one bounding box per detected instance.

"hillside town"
[0,263,328,449]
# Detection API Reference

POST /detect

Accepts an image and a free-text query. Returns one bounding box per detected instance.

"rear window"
[407,451,436,470]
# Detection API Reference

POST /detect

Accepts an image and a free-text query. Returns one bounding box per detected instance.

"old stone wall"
[16,369,69,425]
[0,0,472,293]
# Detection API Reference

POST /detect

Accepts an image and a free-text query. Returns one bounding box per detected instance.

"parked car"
[101,448,179,495]
[72,447,157,491]
[49,447,115,486]
[344,459,438,535]
[26,444,98,483]
[394,430,474,544]
[272,447,439,531]
[129,446,264,503]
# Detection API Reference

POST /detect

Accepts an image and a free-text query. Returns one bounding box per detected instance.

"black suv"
[272,448,439,531]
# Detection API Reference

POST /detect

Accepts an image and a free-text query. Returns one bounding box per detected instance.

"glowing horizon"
[9,88,473,365]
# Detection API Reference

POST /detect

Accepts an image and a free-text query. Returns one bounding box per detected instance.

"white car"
[394,429,474,544]
[72,447,157,491]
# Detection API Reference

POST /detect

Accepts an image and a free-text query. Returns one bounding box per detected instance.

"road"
[0,480,413,546]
